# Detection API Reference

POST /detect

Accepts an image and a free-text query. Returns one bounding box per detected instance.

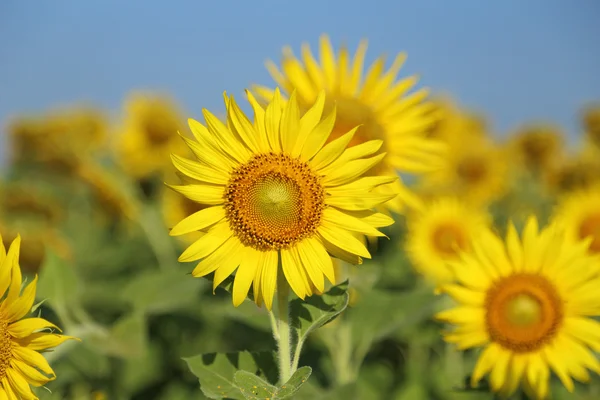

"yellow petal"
[310,126,359,171]
[10,359,52,387]
[202,108,250,163]
[2,276,38,322]
[170,154,229,185]
[300,107,336,161]
[0,236,20,299]
[323,153,387,187]
[6,368,35,400]
[169,206,226,236]
[244,90,270,152]
[281,248,306,299]
[16,333,76,351]
[265,88,283,152]
[191,236,242,278]
[227,94,260,153]
[322,208,385,237]
[11,347,54,376]
[232,249,259,307]
[279,90,300,153]
[319,34,336,90]
[166,183,224,206]
[318,225,370,259]
[261,251,279,311]
[292,90,325,158]
[178,222,232,262]
[8,318,61,339]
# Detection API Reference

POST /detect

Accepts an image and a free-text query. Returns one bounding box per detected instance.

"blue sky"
[1,0,599,164]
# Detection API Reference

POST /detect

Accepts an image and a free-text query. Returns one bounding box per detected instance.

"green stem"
[276,273,292,384]
[138,204,177,271]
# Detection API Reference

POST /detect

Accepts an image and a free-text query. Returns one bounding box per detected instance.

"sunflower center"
[224,153,325,251]
[143,112,177,144]
[0,322,12,379]
[327,97,384,148]
[432,223,466,256]
[485,274,563,353]
[578,213,600,253]
[457,156,488,184]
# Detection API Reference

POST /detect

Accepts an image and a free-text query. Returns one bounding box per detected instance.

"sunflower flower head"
[436,217,600,399]
[168,89,396,309]
[117,93,187,179]
[508,124,563,173]
[582,104,600,148]
[253,34,446,213]
[0,233,77,398]
[405,197,490,285]
[553,188,600,256]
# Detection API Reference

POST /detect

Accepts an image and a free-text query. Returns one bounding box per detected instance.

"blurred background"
[1,1,600,399]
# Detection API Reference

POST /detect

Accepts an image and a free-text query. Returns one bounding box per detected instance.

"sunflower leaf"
[233,370,277,399]
[276,366,312,399]
[183,351,278,400]
[289,281,349,348]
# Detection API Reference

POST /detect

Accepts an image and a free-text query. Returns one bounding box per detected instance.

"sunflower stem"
[276,273,293,384]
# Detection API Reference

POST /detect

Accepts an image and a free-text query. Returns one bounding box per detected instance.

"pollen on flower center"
[578,213,600,253]
[432,223,466,256]
[0,322,12,379]
[224,153,325,251]
[485,274,563,353]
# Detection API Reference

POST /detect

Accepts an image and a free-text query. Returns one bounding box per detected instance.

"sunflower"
[8,107,107,170]
[252,34,445,213]
[419,138,508,206]
[161,177,207,245]
[117,93,188,180]
[507,124,563,174]
[582,104,600,148]
[405,197,490,285]
[552,188,600,256]
[436,217,600,399]
[0,233,76,398]
[544,154,600,196]
[167,89,396,309]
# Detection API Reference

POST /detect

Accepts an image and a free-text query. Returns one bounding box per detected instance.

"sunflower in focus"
[117,93,187,180]
[437,217,600,399]
[552,188,600,256]
[253,35,445,212]
[168,89,395,309]
[582,104,600,149]
[507,124,563,174]
[405,198,490,285]
[0,233,77,398]
[420,138,508,206]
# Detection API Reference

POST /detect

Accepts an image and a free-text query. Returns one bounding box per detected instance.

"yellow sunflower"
[552,188,600,256]
[405,197,490,285]
[117,93,188,179]
[168,89,395,309]
[543,153,600,196]
[437,217,600,399]
[507,124,563,174]
[252,34,445,213]
[582,104,600,148]
[161,177,207,245]
[419,138,508,206]
[0,233,76,398]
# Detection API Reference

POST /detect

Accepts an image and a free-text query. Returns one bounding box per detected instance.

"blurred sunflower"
[168,89,395,309]
[8,107,107,171]
[419,138,508,206]
[507,124,563,174]
[437,217,600,399]
[405,197,490,285]
[0,185,70,273]
[117,93,188,180]
[253,34,445,212]
[552,188,600,256]
[423,99,487,145]
[0,233,77,398]
[582,104,600,148]
[544,154,600,196]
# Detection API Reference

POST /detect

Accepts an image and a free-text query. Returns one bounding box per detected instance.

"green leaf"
[37,249,80,314]
[276,366,312,399]
[290,281,349,346]
[87,312,148,358]
[234,371,277,399]
[183,351,278,400]
[120,267,206,315]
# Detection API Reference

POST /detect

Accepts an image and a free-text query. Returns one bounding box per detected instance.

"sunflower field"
[1,18,600,400]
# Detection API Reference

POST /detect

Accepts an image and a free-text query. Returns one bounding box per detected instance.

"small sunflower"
[544,154,600,196]
[117,93,188,179]
[405,198,490,285]
[168,89,395,309]
[253,34,445,212]
[508,124,563,173]
[420,139,508,206]
[8,108,107,170]
[437,217,600,399]
[582,104,600,148]
[552,188,600,256]
[0,233,77,398]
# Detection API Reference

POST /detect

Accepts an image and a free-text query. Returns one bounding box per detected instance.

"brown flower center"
[0,322,12,380]
[578,213,600,253]
[224,153,325,251]
[485,274,563,353]
[432,223,467,256]
[456,156,488,184]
